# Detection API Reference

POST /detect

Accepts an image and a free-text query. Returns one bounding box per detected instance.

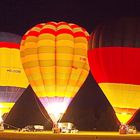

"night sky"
[1,0,140,131]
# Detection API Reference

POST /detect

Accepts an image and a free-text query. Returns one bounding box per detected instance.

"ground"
[1,130,140,140]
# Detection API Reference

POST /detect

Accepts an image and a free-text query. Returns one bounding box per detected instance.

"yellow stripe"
[75,37,88,44]
[99,83,140,109]
[27,74,54,81]
[0,48,28,87]
[25,66,55,74]
[57,24,72,30]
[30,26,42,32]
[57,54,73,60]
[26,72,55,81]
[84,61,89,71]
[75,48,87,56]
[23,60,79,68]
[72,27,83,32]
[20,48,37,57]
[56,46,74,54]
[43,24,56,30]
[6,69,28,87]
[56,40,74,47]
[24,36,38,43]
[38,46,55,53]
[76,70,89,86]
[22,61,39,68]
[116,113,133,124]
[21,54,38,63]
[0,49,19,67]
[38,33,55,40]
[22,54,89,69]
[38,40,55,46]
[21,42,37,50]
[30,79,55,86]
[75,43,88,49]
[99,83,140,123]
[0,102,14,115]
[21,46,55,58]
[26,69,83,85]
[57,34,73,41]
[38,53,55,60]
[34,87,76,98]
[73,61,85,69]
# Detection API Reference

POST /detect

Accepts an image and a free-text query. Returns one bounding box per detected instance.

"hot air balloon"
[0,32,29,120]
[88,17,140,124]
[20,21,89,125]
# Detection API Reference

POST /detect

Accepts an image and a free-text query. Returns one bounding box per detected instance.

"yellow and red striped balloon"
[0,32,29,117]
[20,21,89,123]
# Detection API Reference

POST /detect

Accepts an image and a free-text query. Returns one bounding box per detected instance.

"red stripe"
[86,35,90,40]
[57,29,73,35]
[88,47,140,85]
[74,32,86,38]
[40,28,56,35]
[81,28,89,39]
[70,24,79,29]
[0,42,20,49]
[22,35,27,40]
[27,31,39,37]
[81,27,86,32]
[57,22,68,27]
[22,31,39,40]
[114,107,137,114]
[35,24,44,28]
[47,22,57,27]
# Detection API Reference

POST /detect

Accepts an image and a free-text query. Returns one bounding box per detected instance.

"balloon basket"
[52,123,61,133]
[119,124,137,134]
[52,126,61,133]
[0,122,4,131]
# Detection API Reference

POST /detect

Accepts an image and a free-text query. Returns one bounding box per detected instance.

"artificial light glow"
[0,103,4,108]
[116,112,132,124]
[0,110,3,123]
[0,102,14,115]
[46,102,67,123]
[121,112,127,115]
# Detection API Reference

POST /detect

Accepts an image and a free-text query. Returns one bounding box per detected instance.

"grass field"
[1,130,140,140]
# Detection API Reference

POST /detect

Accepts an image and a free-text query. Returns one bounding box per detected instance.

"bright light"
[0,104,4,123]
[116,112,132,124]
[0,110,3,123]
[0,103,4,108]
[46,102,67,123]
[121,112,127,115]
[0,102,14,116]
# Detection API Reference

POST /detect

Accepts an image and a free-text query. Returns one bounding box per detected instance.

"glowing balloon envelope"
[88,17,140,124]
[20,22,89,123]
[0,32,29,118]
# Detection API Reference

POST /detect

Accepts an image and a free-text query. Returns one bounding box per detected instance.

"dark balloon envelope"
[88,17,140,124]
